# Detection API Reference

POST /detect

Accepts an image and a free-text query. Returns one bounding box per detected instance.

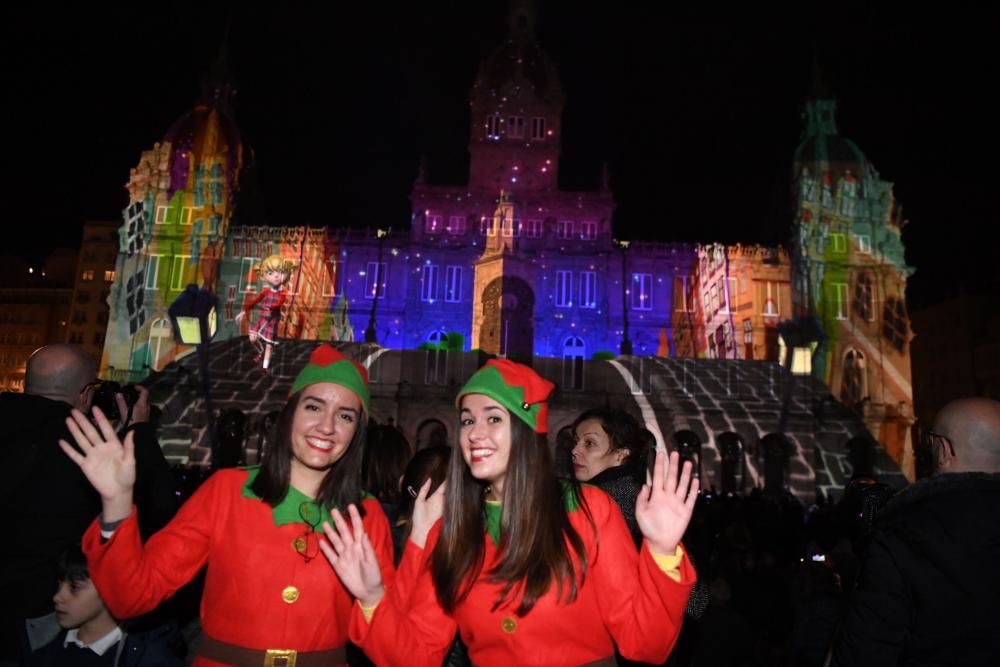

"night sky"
[4,3,995,309]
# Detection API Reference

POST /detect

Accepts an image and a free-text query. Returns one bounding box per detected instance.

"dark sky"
[4,2,995,308]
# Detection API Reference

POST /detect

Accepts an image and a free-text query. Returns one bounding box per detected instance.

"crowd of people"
[3,342,998,666]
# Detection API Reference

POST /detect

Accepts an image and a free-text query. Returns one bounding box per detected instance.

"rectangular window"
[480,217,495,236]
[674,276,688,312]
[555,271,573,308]
[226,285,236,320]
[502,217,521,237]
[104,270,115,282]
[710,283,720,314]
[93,332,105,346]
[447,216,467,235]
[507,116,525,138]
[834,282,848,319]
[239,257,257,293]
[740,271,748,294]
[170,256,190,291]
[420,264,439,303]
[486,115,501,140]
[180,207,193,225]
[579,220,597,240]
[856,234,871,253]
[365,262,387,300]
[764,281,779,316]
[556,220,573,239]
[143,257,160,291]
[155,206,167,224]
[81,270,95,282]
[425,215,443,234]
[631,273,653,310]
[445,266,462,303]
[322,259,338,297]
[531,117,547,140]
[727,277,737,311]
[526,219,543,238]
[580,271,597,308]
[831,233,847,253]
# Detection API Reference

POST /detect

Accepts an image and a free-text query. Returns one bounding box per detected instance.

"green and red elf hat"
[456,359,555,433]
[290,344,370,414]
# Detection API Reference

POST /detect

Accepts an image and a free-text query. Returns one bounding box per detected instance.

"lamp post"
[364,228,390,344]
[168,284,220,467]
[615,238,633,355]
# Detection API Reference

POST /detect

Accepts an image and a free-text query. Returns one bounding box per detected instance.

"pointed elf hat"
[290,344,370,414]
[456,358,555,433]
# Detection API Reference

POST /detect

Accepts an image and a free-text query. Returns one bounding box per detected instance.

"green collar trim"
[241,466,334,532]
[483,481,583,545]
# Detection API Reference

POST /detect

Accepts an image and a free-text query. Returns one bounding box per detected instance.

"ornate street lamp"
[168,284,220,467]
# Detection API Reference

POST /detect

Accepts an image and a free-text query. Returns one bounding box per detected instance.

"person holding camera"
[0,344,178,664]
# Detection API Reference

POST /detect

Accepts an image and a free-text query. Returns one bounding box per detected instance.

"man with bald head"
[833,398,1000,666]
[1,344,177,661]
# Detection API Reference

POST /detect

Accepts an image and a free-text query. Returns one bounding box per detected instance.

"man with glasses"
[0,344,178,664]
[833,398,1000,666]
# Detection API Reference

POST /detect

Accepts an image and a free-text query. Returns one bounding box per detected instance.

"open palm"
[320,505,385,607]
[635,449,699,556]
[59,407,136,502]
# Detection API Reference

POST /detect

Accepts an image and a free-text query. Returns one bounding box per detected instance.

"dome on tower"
[161,64,243,205]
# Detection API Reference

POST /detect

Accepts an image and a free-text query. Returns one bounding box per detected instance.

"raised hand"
[59,407,136,522]
[409,478,445,549]
[635,449,699,556]
[320,504,385,607]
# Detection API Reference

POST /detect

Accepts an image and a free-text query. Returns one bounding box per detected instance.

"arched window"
[147,317,172,371]
[841,348,866,408]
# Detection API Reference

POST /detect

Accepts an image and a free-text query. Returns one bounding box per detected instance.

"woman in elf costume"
[59,345,394,667]
[323,358,699,666]
[236,254,296,372]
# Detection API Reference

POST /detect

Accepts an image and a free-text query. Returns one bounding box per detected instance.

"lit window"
[81,270,95,282]
[579,221,597,240]
[555,271,572,308]
[365,262,387,300]
[556,220,573,239]
[447,216,467,235]
[104,270,115,282]
[631,273,653,310]
[580,271,597,308]
[420,264,439,302]
[445,266,462,303]
[531,117,546,140]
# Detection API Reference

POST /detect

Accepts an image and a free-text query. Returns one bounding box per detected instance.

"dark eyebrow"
[460,405,506,414]
[302,395,360,416]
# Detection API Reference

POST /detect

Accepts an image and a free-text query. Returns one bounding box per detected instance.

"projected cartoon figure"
[235,254,296,372]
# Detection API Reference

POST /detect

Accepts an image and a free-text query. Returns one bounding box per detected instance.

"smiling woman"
[59,344,394,667]
[323,358,701,667]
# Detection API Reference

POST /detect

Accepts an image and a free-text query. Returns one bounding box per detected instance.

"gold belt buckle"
[264,648,297,667]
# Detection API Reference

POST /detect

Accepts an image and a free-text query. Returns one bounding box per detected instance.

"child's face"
[264,269,286,287]
[53,578,106,630]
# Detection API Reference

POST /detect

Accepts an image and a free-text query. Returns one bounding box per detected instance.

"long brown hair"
[430,410,592,616]
[249,391,368,513]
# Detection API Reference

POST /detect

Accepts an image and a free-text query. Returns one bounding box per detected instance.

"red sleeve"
[584,486,695,663]
[349,522,456,667]
[360,497,395,592]
[243,289,268,311]
[82,471,232,620]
